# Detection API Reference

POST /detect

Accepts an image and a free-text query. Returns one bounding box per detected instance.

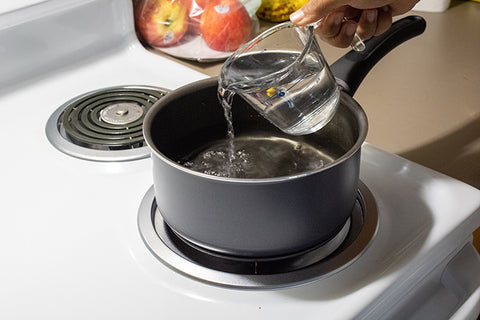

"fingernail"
[290,10,304,23]
[345,23,357,36]
[366,10,377,23]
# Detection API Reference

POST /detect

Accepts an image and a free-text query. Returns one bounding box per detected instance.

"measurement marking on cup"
[264,76,305,103]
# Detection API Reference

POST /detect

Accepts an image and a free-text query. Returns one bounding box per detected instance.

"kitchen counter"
[149,0,480,248]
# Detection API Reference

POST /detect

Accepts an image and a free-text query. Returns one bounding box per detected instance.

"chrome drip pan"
[138,181,378,289]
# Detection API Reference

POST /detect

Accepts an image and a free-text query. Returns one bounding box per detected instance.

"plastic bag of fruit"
[134,0,260,62]
[256,0,309,22]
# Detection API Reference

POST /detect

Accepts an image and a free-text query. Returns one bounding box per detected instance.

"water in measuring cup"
[218,50,340,135]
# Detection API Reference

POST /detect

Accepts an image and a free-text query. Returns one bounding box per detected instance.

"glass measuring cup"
[219,22,341,135]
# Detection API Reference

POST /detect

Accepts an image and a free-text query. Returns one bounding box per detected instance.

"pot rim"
[144,79,368,184]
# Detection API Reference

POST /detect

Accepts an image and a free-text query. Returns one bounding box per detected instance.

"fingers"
[316,11,344,39]
[289,0,403,49]
[355,6,392,38]
[290,0,418,26]
[355,9,378,40]
[389,0,420,16]
[375,6,392,35]
[290,0,349,25]
[314,6,393,48]
[316,11,359,48]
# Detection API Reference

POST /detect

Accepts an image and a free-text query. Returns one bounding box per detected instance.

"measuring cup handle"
[330,16,427,96]
[350,33,366,52]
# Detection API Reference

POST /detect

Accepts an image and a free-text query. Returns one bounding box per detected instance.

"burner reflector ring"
[138,181,378,289]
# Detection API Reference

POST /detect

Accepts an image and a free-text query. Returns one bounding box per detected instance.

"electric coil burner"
[138,181,378,289]
[46,85,169,161]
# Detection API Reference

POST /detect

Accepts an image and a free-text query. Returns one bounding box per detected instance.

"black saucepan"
[143,16,426,258]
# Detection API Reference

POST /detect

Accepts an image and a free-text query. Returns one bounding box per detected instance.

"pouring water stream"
[182,21,365,178]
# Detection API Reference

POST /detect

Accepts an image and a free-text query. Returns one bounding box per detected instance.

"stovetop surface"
[0,1,479,319]
[1,63,479,318]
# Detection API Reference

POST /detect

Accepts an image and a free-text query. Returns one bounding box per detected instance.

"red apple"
[187,0,210,35]
[135,0,189,47]
[195,0,210,8]
[200,0,252,52]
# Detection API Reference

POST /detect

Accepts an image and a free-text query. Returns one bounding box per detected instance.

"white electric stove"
[1,1,479,319]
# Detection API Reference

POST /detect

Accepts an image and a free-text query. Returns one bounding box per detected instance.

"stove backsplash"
[0,0,137,91]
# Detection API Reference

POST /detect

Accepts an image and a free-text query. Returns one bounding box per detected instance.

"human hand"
[290,0,419,48]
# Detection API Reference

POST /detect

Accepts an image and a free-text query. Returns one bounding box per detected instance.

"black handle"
[330,15,426,96]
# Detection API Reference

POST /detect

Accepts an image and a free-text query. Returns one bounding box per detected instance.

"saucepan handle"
[330,15,427,96]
